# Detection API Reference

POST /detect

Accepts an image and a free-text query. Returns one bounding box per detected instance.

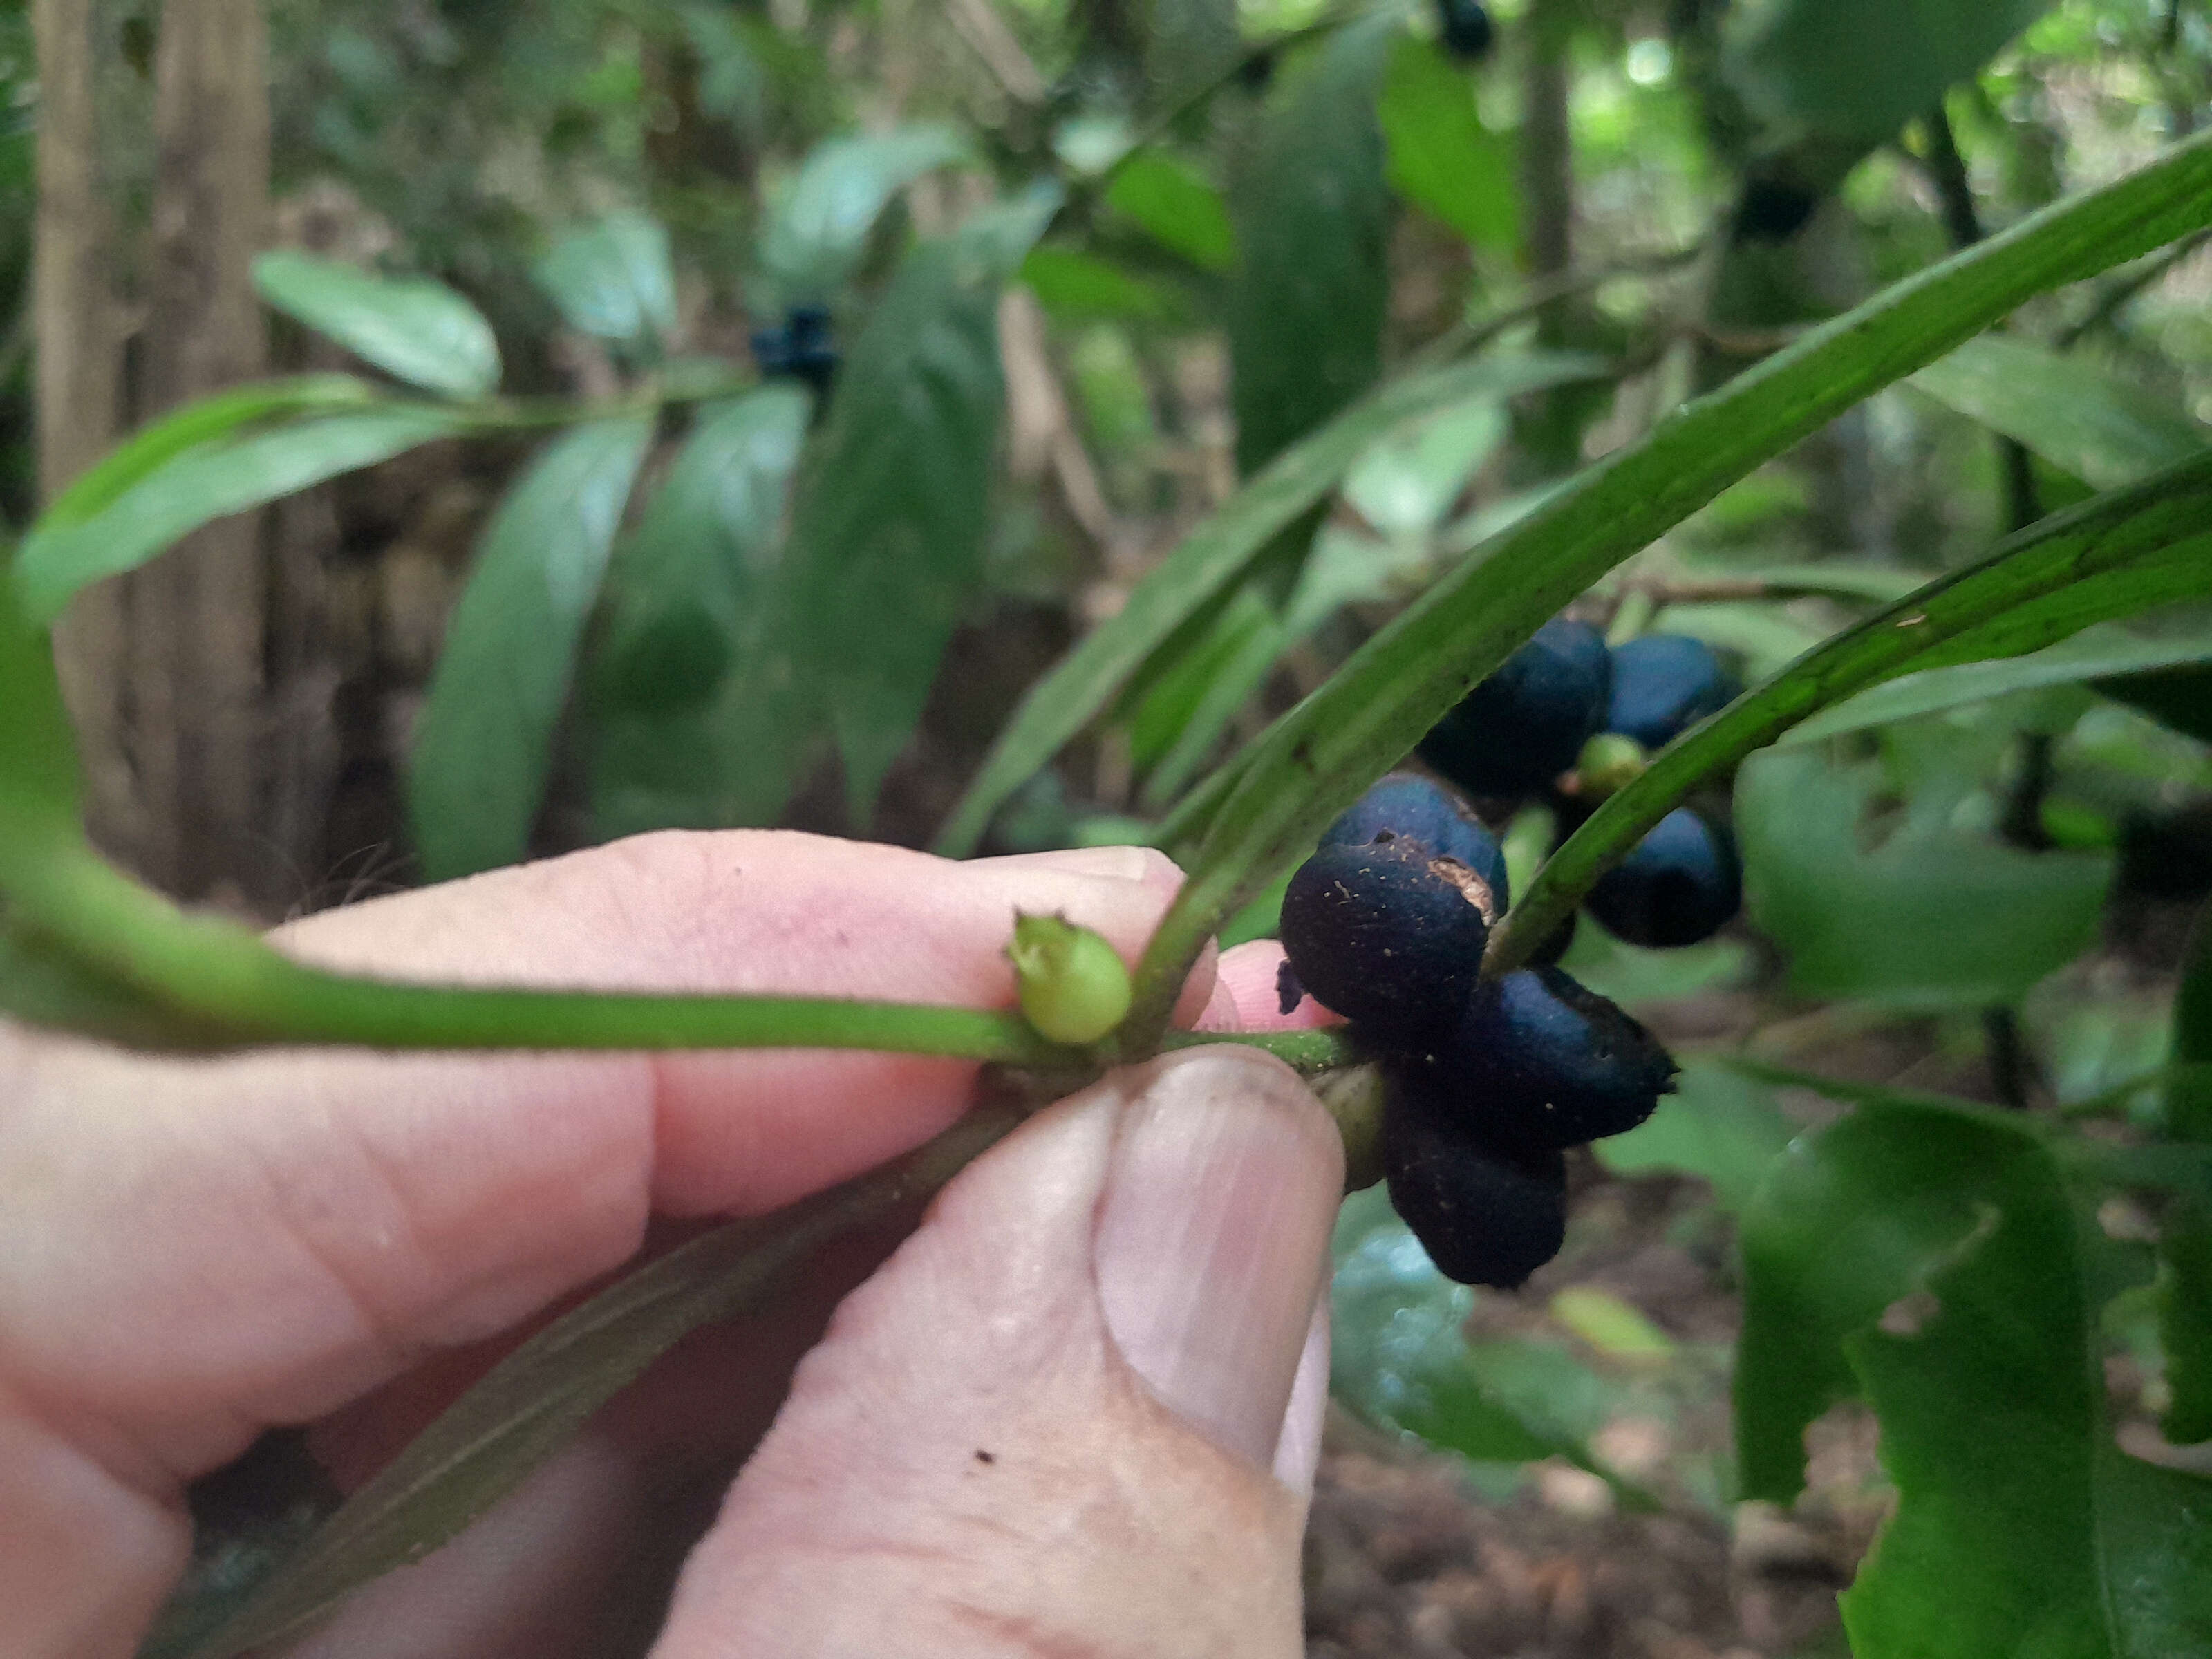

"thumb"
[651,1047,1344,1659]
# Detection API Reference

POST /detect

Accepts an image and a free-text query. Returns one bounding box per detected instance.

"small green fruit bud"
[1008,911,1132,1045]
[1575,731,1649,800]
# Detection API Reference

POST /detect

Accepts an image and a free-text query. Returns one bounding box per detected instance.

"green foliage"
[534,211,679,355]
[1727,0,2059,141]
[252,252,503,400]
[1103,151,1237,273]
[1378,32,1519,255]
[1911,335,2209,491]
[409,418,655,881]
[755,125,970,308]
[1227,15,1396,474]
[1595,1058,1796,1213]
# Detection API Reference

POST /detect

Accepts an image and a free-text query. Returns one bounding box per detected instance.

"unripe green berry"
[1007,911,1132,1044]
[1575,731,1649,800]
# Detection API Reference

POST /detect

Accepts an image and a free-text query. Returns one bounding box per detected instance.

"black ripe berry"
[1385,1087,1566,1289]
[1322,772,1509,915]
[1420,619,1613,799]
[1734,175,1822,244]
[1587,807,1743,949]
[1434,0,1495,62]
[1604,634,1738,750]
[1414,966,1677,1150]
[753,306,841,398]
[1280,840,1490,1038]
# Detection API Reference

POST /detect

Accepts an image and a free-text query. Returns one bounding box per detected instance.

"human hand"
[0,831,1344,1658]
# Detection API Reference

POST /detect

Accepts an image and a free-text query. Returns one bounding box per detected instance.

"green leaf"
[1595,1057,1797,1213]
[1832,1115,2212,1659]
[1738,748,2112,1009]
[785,227,1015,827]
[1725,0,2056,142]
[1736,1096,2037,1501]
[932,351,1605,856]
[586,386,814,836]
[1103,151,1235,274]
[1019,245,1185,324]
[1132,132,2212,1035]
[2159,1190,2212,1445]
[1911,335,2208,491]
[1343,395,1510,536]
[0,565,82,856]
[1378,32,1518,254]
[1782,620,2212,748]
[534,212,678,348]
[16,400,469,621]
[1145,0,1241,110]
[756,125,970,306]
[1228,15,1396,474]
[173,1107,1022,1659]
[252,251,501,400]
[408,418,654,881]
[1331,1189,1619,1475]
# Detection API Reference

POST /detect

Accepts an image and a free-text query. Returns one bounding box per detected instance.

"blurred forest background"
[13,2,2212,1656]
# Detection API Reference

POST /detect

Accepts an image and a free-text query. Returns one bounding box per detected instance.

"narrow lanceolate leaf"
[1910,334,2208,491]
[756,125,970,306]
[15,399,469,621]
[931,351,1606,856]
[1487,453,2212,973]
[1378,32,1519,254]
[171,1105,1024,1659]
[785,224,1018,827]
[535,212,679,349]
[1835,1114,2212,1659]
[1228,13,1396,474]
[253,251,502,400]
[586,386,814,837]
[408,418,654,881]
[0,564,83,856]
[1125,131,2212,1036]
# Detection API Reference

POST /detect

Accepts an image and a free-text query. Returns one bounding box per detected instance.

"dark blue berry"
[1434,0,1495,62]
[1322,773,1508,915]
[1407,966,1676,1150]
[1586,808,1743,948]
[1385,1087,1566,1288]
[1280,840,1491,1038]
[1604,635,1738,750]
[1735,175,1821,244]
[754,308,840,397]
[1420,619,1613,799]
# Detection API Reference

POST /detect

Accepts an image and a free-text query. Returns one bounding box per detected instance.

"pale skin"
[0,832,1347,1658]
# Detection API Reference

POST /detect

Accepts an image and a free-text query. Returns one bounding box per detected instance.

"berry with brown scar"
[1279,841,1491,1038]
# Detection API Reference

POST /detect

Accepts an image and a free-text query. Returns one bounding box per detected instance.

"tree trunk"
[133,0,271,903]
[31,0,136,858]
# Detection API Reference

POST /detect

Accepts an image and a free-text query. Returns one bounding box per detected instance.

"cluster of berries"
[750,305,839,397]
[1280,773,1676,1289]
[1421,619,1745,951]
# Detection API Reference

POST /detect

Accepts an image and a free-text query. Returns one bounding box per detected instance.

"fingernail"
[1093,1049,1343,1465]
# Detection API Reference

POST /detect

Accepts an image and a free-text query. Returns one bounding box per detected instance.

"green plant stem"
[4,841,1067,1062]
[1483,449,2212,977]
[1159,1024,1353,1071]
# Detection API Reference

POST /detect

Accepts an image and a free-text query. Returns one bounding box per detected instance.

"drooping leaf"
[784,217,1026,826]
[1595,1058,1797,1214]
[1378,32,1518,254]
[933,351,1606,855]
[756,124,971,306]
[1130,133,2212,1030]
[252,251,501,400]
[587,386,814,836]
[1738,748,2112,1009]
[534,212,679,350]
[1228,15,1396,474]
[1911,335,2208,491]
[1103,151,1236,273]
[1836,1118,2212,1659]
[408,418,655,881]
[15,398,470,621]
[1782,619,2212,748]
[1725,0,2057,142]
